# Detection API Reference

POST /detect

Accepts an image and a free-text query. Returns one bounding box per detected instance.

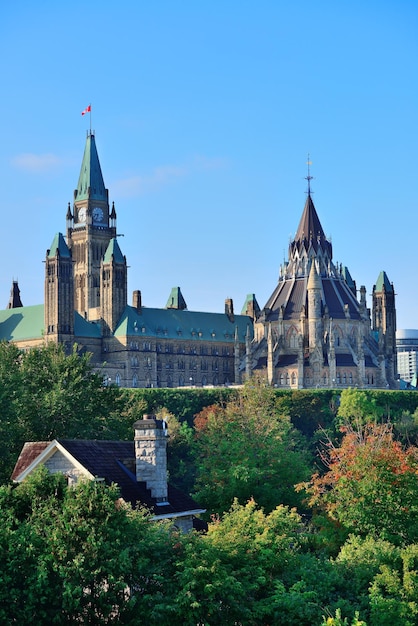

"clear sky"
[1,1,417,328]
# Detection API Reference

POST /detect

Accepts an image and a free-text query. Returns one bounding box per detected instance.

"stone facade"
[249,192,397,389]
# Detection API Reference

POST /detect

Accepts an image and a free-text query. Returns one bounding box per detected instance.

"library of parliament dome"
[0,132,397,389]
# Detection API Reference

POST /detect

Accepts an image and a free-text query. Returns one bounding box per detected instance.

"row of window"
[129,341,230,356]
[105,373,231,388]
[130,357,230,372]
[277,371,376,386]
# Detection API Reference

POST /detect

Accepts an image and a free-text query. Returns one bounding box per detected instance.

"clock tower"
[66,132,118,321]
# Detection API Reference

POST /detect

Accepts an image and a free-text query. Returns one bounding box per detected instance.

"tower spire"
[305,154,313,195]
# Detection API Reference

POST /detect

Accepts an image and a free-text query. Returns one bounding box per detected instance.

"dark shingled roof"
[12,439,203,517]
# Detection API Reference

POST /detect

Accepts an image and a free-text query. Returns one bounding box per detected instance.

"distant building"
[0,132,397,389]
[396,329,418,386]
[248,188,397,389]
[0,132,253,388]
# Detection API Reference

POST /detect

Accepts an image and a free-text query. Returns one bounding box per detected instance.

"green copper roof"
[341,266,355,289]
[375,270,393,293]
[0,306,102,343]
[75,133,107,202]
[74,312,102,338]
[241,293,260,316]
[103,238,125,264]
[0,304,44,341]
[165,287,187,310]
[48,233,71,259]
[114,305,253,343]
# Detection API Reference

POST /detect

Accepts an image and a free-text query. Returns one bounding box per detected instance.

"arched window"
[291,372,296,386]
[288,327,298,349]
[115,373,121,387]
[280,374,284,386]
[132,374,138,388]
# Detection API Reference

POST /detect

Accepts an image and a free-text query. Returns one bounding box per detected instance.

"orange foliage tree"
[303,423,418,545]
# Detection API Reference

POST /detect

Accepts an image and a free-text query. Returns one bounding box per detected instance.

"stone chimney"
[132,290,142,314]
[134,415,168,503]
[225,298,234,322]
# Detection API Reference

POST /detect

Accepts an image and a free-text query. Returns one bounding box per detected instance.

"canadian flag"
[81,105,91,116]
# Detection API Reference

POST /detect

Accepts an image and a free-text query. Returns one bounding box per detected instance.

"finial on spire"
[305,154,313,195]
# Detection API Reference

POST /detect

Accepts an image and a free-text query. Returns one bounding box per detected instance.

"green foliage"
[337,388,382,426]
[368,543,418,626]
[0,468,177,625]
[172,499,318,625]
[0,342,122,484]
[322,608,367,625]
[193,381,313,515]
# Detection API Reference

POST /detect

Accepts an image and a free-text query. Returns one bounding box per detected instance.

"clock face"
[78,207,87,222]
[93,207,104,222]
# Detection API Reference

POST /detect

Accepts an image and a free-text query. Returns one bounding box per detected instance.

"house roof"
[12,439,204,519]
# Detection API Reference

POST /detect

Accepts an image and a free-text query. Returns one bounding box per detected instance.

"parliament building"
[0,132,397,389]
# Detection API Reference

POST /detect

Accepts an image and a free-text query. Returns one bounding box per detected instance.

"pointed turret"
[101,238,128,334]
[290,193,333,266]
[241,293,260,320]
[44,233,74,344]
[7,281,23,309]
[74,132,107,203]
[307,261,323,351]
[372,270,397,384]
[165,287,187,310]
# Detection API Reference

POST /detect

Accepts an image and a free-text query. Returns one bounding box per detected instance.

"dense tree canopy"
[192,380,313,515]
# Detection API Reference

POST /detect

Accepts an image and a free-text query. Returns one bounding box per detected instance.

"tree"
[0,467,178,625]
[0,342,123,483]
[368,544,418,626]
[193,381,313,515]
[303,423,418,545]
[337,388,382,427]
[172,499,317,625]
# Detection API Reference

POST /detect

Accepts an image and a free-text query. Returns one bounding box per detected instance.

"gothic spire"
[74,132,107,202]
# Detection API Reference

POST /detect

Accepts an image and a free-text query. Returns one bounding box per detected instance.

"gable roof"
[12,439,204,519]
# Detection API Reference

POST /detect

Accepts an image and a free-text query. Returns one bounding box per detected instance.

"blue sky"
[1,1,417,328]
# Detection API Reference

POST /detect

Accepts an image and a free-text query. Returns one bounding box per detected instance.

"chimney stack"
[225,298,234,322]
[132,290,142,314]
[134,415,168,503]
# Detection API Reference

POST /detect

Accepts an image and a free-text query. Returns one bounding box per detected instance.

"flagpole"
[89,103,92,135]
